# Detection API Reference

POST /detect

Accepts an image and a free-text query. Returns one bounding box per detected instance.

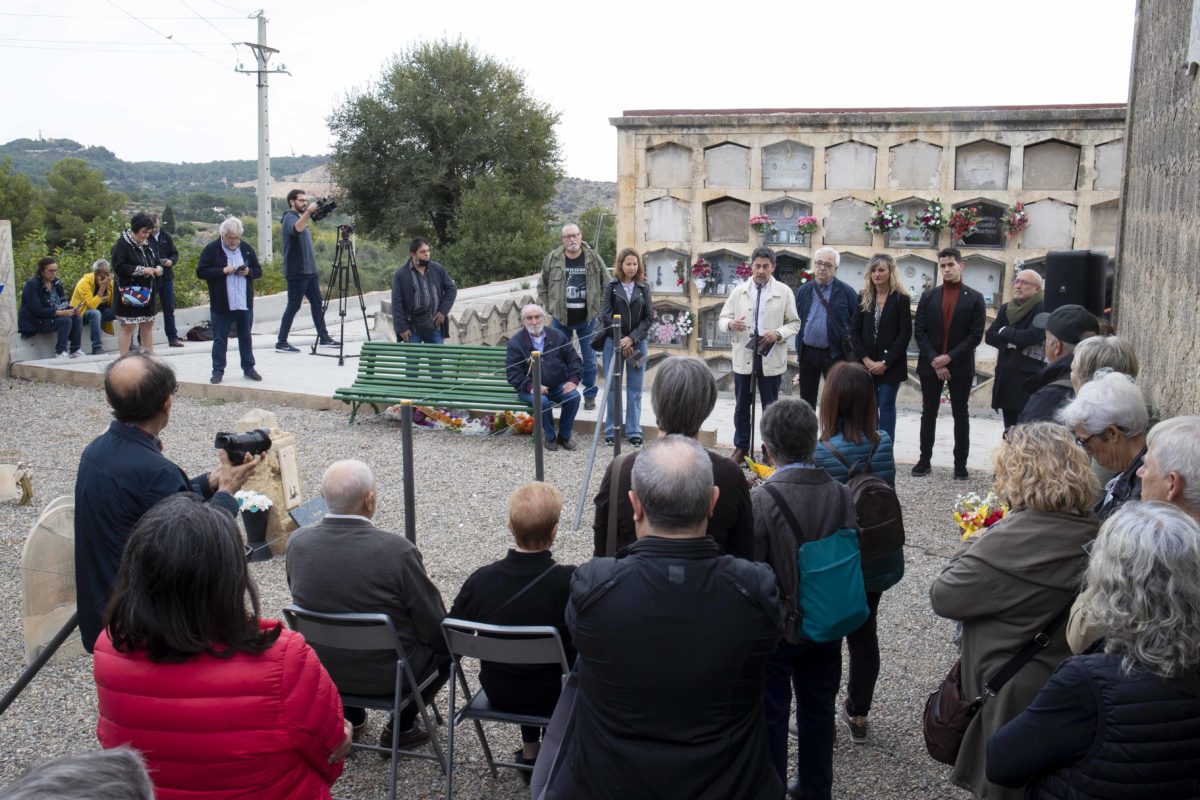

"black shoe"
[911,461,932,476]
[244,369,263,381]
[275,342,300,353]
[378,720,430,758]
[584,397,596,411]
[91,346,104,355]
[210,372,223,384]
[628,436,643,447]
[512,749,536,786]
[544,438,558,452]
[557,436,577,451]
[319,337,340,348]
[605,435,614,446]
[843,707,869,743]
[168,339,185,348]
[954,465,970,480]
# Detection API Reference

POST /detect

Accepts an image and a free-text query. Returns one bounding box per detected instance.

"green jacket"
[538,243,608,323]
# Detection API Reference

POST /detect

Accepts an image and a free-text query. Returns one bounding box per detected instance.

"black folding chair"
[282,605,447,800]
[440,618,570,799]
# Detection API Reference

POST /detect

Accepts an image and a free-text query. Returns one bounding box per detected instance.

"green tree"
[161,203,177,233]
[577,205,616,270]
[43,158,126,249]
[439,172,557,287]
[0,157,46,242]
[328,39,562,248]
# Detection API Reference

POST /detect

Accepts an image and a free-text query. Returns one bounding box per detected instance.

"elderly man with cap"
[985,269,1046,428]
[1017,304,1099,424]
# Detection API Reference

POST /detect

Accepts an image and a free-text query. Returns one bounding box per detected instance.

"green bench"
[333,342,533,423]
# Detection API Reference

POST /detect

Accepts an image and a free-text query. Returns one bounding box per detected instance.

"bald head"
[321,460,376,516]
[104,354,177,424]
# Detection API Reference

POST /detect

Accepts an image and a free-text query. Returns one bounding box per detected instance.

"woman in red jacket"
[93,493,352,800]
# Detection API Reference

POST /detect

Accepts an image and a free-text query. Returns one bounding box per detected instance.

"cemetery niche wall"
[615,105,1124,369]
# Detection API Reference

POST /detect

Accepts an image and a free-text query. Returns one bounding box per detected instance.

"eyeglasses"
[814,260,836,269]
[1075,431,1104,452]
[1013,278,1039,287]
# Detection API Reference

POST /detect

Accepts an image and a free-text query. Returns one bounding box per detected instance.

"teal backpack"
[763,483,869,643]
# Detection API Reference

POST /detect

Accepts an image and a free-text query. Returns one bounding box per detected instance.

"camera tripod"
[312,225,372,365]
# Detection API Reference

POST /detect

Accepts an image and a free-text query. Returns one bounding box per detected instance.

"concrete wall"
[1114,0,1200,416]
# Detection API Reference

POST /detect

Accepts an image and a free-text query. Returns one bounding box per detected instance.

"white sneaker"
[68,350,82,359]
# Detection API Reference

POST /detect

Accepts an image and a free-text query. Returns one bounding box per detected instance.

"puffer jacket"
[94,623,346,800]
[814,431,903,592]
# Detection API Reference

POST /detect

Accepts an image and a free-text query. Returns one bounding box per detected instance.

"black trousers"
[1001,407,1021,429]
[844,591,883,717]
[918,373,973,467]
[796,345,836,408]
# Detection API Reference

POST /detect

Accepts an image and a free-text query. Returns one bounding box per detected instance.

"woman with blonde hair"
[930,422,1099,800]
[988,502,1200,798]
[849,254,911,442]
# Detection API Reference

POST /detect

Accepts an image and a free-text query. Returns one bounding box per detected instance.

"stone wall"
[1114,0,1200,416]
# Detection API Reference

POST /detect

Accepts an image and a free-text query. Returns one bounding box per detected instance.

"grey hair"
[1059,370,1148,437]
[630,435,713,533]
[1072,336,1139,388]
[0,746,154,800]
[521,303,545,318]
[219,216,243,237]
[1080,501,1200,677]
[760,397,818,465]
[651,356,717,437]
[91,259,110,273]
[320,459,376,514]
[1146,416,1200,510]
[813,246,840,266]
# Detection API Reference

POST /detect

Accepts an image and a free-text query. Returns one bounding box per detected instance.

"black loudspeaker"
[1044,250,1109,316]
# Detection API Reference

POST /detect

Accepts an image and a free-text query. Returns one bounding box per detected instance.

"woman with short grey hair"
[0,746,154,800]
[987,502,1200,797]
[1060,371,1149,520]
[1070,335,1139,391]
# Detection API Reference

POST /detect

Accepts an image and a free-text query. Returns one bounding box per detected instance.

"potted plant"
[949,206,981,243]
[235,489,275,562]
[865,198,905,235]
[1001,202,1029,237]
[691,258,711,291]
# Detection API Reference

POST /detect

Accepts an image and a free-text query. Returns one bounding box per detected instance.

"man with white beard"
[505,304,584,451]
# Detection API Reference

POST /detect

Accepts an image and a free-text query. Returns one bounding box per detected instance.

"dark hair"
[129,213,153,233]
[750,247,776,266]
[409,237,430,255]
[651,356,717,437]
[286,188,306,203]
[36,256,58,279]
[104,354,178,423]
[760,397,818,466]
[937,247,962,262]
[818,362,880,445]
[105,493,280,663]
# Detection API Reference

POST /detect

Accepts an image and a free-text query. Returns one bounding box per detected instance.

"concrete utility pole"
[236,10,288,261]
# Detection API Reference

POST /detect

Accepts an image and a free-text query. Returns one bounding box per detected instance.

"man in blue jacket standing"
[506,304,583,451]
[276,188,337,352]
[197,217,263,384]
[794,247,858,408]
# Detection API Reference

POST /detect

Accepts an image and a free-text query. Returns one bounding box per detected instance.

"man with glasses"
[71,259,116,355]
[276,188,337,353]
[197,217,262,384]
[538,223,607,410]
[985,269,1046,427]
[1017,304,1098,425]
[912,247,986,480]
[793,247,858,408]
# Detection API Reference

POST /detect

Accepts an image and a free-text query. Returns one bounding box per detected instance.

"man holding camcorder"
[276,188,338,353]
[390,237,457,343]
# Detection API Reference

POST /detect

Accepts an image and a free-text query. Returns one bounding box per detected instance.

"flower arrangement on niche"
[797,268,815,285]
[691,258,711,280]
[796,215,819,235]
[1001,202,1029,237]
[735,261,753,280]
[749,214,774,233]
[674,258,686,287]
[673,310,695,340]
[865,198,905,234]
[949,206,981,241]
[915,198,947,232]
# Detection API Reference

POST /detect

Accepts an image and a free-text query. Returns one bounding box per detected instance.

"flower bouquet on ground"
[916,198,946,232]
[735,261,753,281]
[865,198,905,234]
[796,215,819,235]
[749,214,774,234]
[235,490,273,513]
[953,490,1009,540]
[949,206,981,241]
[1001,202,1029,237]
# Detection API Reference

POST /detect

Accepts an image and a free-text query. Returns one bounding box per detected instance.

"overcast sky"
[1,0,1136,182]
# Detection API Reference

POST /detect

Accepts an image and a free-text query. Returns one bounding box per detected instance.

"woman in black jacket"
[596,248,653,446]
[849,254,911,443]
[987,501,1200,798]
[110,212,163,355]
[17,256,83,357]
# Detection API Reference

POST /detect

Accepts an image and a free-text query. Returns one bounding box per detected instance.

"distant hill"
[549,177,615,222]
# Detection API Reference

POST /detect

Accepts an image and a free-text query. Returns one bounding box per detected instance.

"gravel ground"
[0,374,985,798]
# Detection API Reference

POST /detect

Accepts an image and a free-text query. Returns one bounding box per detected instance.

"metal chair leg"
[444,663,457,800]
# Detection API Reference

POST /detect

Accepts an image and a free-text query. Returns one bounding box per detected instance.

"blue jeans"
[550,318,597,400]
[277,275,329,344]
[157,278,178,341]
[211,309,256,375]
[732,356,781,451]
[875,381,900,444]
[601,337,647,438]
[25,316,82,354]
[82,307,115,352]
[763,639,841,800]
[408,329,443,344]
[518,383,581,443]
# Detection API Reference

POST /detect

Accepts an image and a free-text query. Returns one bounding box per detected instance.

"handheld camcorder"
[214,428,272,464]
[310,196,338,222]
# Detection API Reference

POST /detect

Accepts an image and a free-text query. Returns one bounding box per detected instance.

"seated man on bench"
[506,304,583,452]
[72,259,116,355]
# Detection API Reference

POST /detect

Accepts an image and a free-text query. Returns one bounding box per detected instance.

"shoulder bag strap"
[814,283,849,339]
[821,440,852,471]
[762,483,805,541]
[605,452,633,557]
[482,563,559,623]
[979,603,1073,699]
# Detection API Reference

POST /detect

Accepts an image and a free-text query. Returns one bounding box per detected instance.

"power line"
[0,43,228,54]
[105,0,232,70]
[0,11,244,19]
[0,36,230,48]
[206,0,253,15]
[178,0,240,44]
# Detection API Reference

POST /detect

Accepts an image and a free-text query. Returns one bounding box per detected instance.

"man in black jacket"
[1017,304,1098,424]
[391,237,457,343]
[912,248,987,479]
[147,212,183,347]
[794,247,858,408]
[985,269,1045,428]
[546,436,782,800]
[196,217,262,384]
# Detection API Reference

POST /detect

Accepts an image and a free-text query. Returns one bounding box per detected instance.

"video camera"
[214,428,272,464]
[309,196,338,222]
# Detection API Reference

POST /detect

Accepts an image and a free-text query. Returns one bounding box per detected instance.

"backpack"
[821,439,905,560]
[762,483,869,643]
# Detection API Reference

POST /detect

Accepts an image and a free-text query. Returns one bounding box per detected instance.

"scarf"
[1006,291,1044,325]
[120,231,155,272]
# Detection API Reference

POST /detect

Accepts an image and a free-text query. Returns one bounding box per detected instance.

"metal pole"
[253,13,271,262]
[572,351,615,532]
[611,315,623,457]
[532,352,544,481]
[0,612,78,718]
[400,400,416,543]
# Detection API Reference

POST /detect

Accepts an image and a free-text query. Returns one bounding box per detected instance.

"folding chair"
[282,605,447,800]
[440,618,570,800]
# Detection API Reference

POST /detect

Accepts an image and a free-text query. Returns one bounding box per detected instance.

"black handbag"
[923,604,1071,765]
